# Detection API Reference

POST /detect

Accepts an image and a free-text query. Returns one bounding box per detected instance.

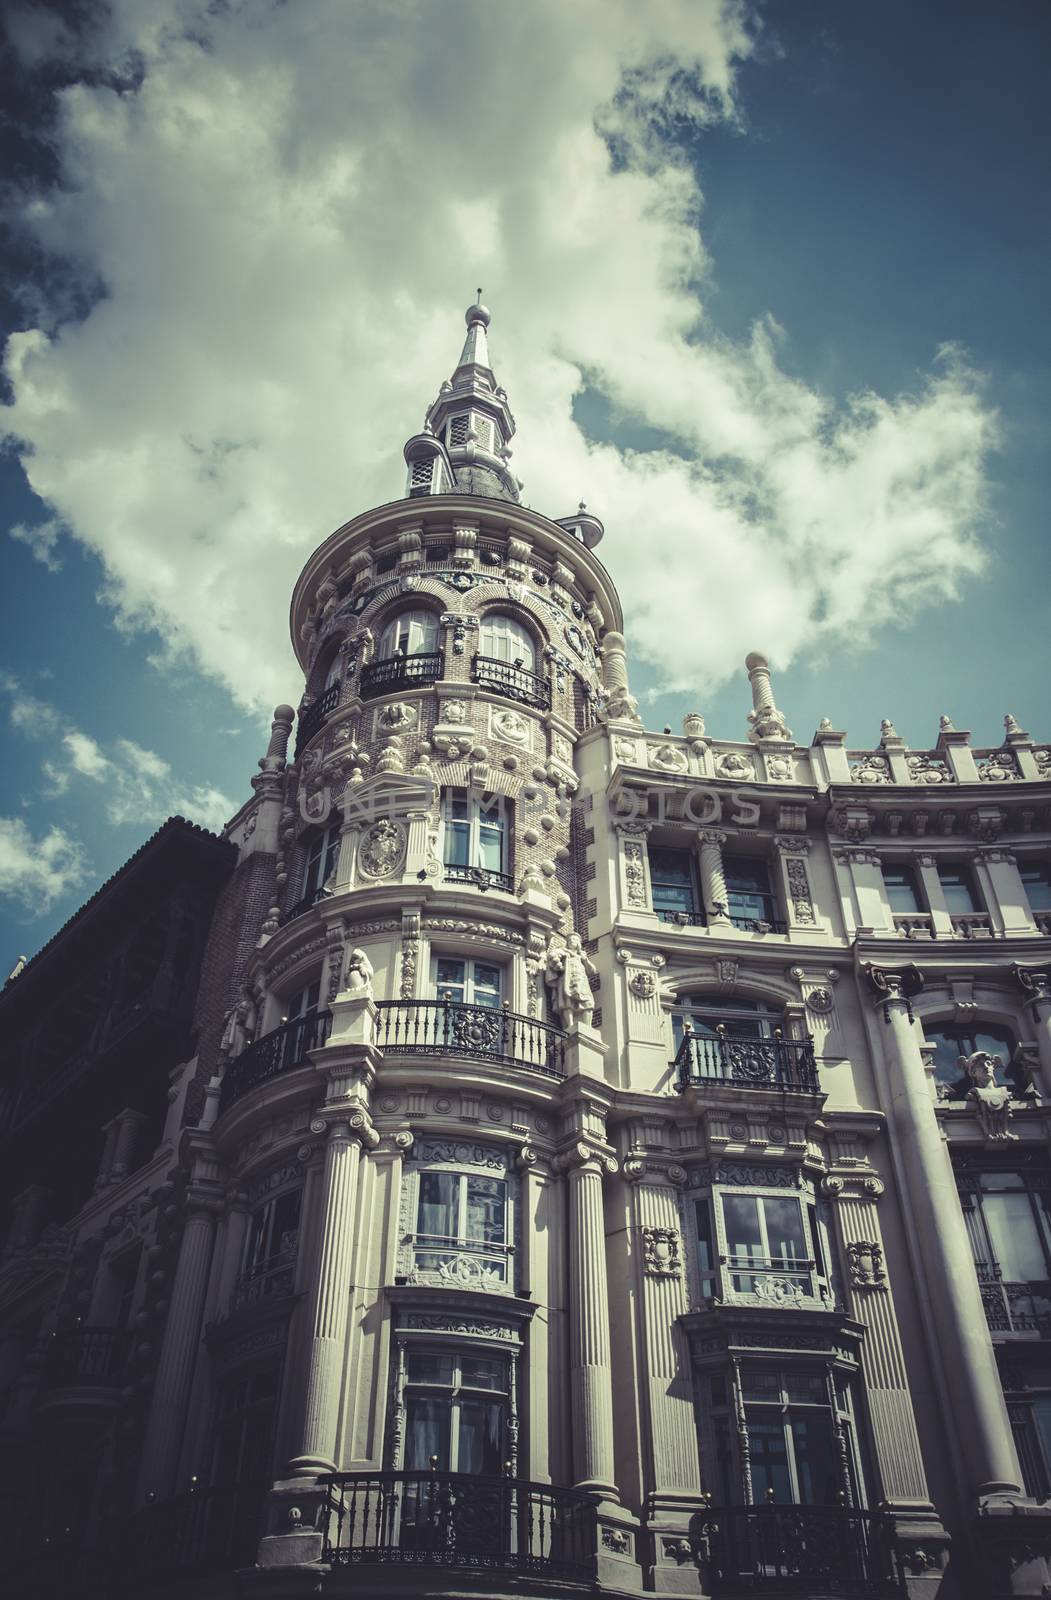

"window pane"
[407,1352,455,1385]
[418,1172,458,1241]
[938,865,977,913]
[747,1419,792,1505]
[761,1197,808,1264]
[444,820,471,867]
[405,1396,451,1470]
[723,1196,763,1260]
[272,1190,301,1256]
[883,866,921,914]
[789,1412,837,1504]
[783,1369,826,1405]
[723,857,771,895]
[984,1194,1048,1281]
[478,822,504,872]
[436,959,466,1000]
[695,1201,716,1296]
[480,614,535,669]
[465,1176,506,1246]
[740,1367,781,1403]
[460,1356,507,1392]
[1022,865,1051,911]
[456,1399,505,1475]
[471,964,502,1006]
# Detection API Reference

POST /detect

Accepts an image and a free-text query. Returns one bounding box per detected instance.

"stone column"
[287,1114,374,1476]
[864,966,1023,1501]
[745,651,792,742]
[561,1143,619,1500]
[137,1196,220,1500]
[1014,968,1051,1097]
[601,631,639,721]
[698,830,731,925]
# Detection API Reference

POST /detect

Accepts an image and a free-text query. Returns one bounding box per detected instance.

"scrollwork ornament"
[847,1239,887,1290]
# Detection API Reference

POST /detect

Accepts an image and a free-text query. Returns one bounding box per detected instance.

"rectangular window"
[1021,863,1051,913]
[402,1350,508,1477]
[414,1169,510,1283]
[740,1366,842,1506]
[882,864,922,914]
[937,862,978,914]
[649,846,700,921]
[433,957,502,1008]
[303,822,341,900]
[722,854,778,928]
[239,1187,302,1304]
[442,791,509,886]
[695,1200,717,1300]
[721,1193,811,1295]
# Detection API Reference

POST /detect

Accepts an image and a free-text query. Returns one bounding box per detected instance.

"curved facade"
[4,303,1051,1599]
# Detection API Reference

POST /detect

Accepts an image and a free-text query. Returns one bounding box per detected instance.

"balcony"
[41,1326,130,1390]
[471,653,551,709]
[893,912,935,939]
[444,862,514,894]
[219,1010,332,1114]
[359,651,443,699]
[951,911,995,939]
[295,683,340,757]
[674,1025,820,1095]
[279,887,328,926]
[323,1470,595,1583]
[703,1504,903,1596]
[978,1268,1051,1337]
[376,999,566,1078]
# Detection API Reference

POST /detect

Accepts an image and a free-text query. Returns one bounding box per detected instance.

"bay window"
[238,1185,302,1305]
[412,1168,510,1287]
[741,1367,847,1505]
[693,1186,831,1305]
[403,1349,508,1475]
[958,1165,1051,1338]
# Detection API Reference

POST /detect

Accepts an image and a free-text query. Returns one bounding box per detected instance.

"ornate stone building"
[3,300,1051,1598]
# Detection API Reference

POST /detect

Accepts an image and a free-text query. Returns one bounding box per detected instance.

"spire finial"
[465,291,491,330]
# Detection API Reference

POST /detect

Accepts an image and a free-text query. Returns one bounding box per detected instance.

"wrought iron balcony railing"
[41,1326,130,1390]
[233,1248,298,1308]
[279,886,329,926]
[323,1470,595,1583]
[977,1265,1051,1337]
[674,1024,820,1094]
[471,653,551,709]
[219,1010,332,1114]
[444,862,514,893]
[359,651,443,699]
[295,683,341,757]
[376,999,565,1078]
[703,1503,904,1596]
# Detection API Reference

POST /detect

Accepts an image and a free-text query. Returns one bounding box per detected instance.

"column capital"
[699,829,727,848]
[773,834,811,856]
[556,1141,618,1176]
[614,818,652,838]
[1013,964,1051,1008]
[862,962,924,1020]
[309,1110,380,1149]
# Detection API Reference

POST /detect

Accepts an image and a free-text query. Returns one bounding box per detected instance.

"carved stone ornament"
[847,1239,887,1290]
[648,741,688,774]
[642,1227,682,1277]
[491,707,530,746]
[752,1276,805,1306]
[629,970,657,1000]
[376,701,419,734]
[358,818,407,878]
[613,737,639,762]
[906,752,953,784]
[764,752,794,782]
[963,1051,1018,1142]
[785,857,816,926]
[715,750,754,780]
[441,699,469,725]
[850,754,891,785]
[805,987,834,1014]
[716,958,739,986]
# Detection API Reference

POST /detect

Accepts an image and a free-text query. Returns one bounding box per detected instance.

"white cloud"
[1,0,995,708]
[0,816,88,912]
[10,517,64,570]
[2,678,235,833]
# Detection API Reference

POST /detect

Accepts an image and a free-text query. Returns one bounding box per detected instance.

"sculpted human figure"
[545,932,597,1029]
[346,947,375,998]
[963,1050,1016,1142]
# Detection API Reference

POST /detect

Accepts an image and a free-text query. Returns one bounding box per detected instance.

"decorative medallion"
[358,819,407,878]
[642,1227,683,1277]
[629,970,657,1000]
[847,1239,887,1290]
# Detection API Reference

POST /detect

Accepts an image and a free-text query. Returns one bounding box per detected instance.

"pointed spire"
[403,294,521,503]
[455,289,494,378]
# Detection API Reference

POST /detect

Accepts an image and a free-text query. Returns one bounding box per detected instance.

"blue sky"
[1,0,1048,970]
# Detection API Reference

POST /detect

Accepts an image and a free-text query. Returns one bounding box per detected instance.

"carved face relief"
[715,751,754,780]
[376,702,419,734]
[629,970,657,1000]
[648,742,688,774]
[491,707,530,746]
[358,818,407,878]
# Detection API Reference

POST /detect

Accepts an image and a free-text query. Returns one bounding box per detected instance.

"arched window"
[924,1019,1021,1095]
[379,610,439,660]
[323,652,344,690]
[478,613,535,672]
